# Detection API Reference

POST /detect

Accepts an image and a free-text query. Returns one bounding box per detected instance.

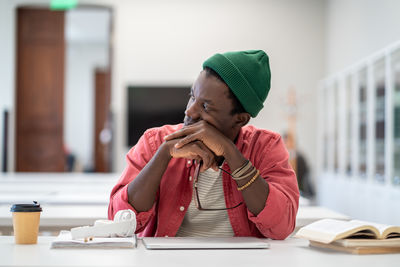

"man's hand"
[164,138,218,172]
[164,121,230,157]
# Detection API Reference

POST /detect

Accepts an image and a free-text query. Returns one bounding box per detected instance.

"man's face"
[183,70,239,141]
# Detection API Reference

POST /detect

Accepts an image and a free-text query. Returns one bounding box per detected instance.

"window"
[373,59,385,183]
[358,68,368,179]
[392,50,400,186]
[334,82,339,173]
[323,86,329,172]
[345,75,353,175]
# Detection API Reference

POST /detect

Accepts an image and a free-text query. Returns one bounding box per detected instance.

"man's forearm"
[223,140,269,215]
[127,143,172,212]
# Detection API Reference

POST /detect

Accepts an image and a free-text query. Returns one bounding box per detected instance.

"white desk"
[0,236,398,267]
[0,173,119,205]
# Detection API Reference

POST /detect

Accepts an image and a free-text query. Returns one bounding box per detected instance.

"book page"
[296,219,378,244]
[351,220,400,239]
[334,237,400,247]
[310,240,400,254]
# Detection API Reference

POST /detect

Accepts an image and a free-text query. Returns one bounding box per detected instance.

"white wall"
[325,0,400,75]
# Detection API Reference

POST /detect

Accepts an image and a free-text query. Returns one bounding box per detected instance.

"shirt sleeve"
[247,134,299,239]
[107,129,159,233]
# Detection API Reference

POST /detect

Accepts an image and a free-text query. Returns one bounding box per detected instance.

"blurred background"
[1,0,400,227]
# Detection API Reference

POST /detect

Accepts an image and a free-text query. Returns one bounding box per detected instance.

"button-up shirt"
[108,124,299,240]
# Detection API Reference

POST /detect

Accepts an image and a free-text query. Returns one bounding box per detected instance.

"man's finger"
[194,141,216,172]
[193,144,211,172]
[164,123,200,141]
[164,128,190,141]
[175,135,197,149]
[211,163,219,171]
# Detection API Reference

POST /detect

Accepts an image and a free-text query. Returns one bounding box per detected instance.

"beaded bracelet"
[237,170,260,191]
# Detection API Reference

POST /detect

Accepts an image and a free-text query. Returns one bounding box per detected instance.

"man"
[283,132,315,199]
[108,50,299,239]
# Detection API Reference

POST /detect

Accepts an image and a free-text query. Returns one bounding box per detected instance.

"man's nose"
[185,100,201,120]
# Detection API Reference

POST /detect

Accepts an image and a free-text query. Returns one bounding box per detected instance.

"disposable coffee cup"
[10,201,42,244]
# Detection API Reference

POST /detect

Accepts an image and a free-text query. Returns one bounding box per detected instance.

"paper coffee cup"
[10,201,42,244]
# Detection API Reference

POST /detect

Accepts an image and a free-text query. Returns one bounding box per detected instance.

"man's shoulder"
[144,124,183,136]
[239,126,285,159]
[241,125,281,142]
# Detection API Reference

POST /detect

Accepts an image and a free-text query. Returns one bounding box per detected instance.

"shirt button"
[187,160,191,165]
[189,176,192,181]
[179,206,185,211]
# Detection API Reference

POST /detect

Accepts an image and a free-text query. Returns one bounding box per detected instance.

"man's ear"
[234,112,251,128]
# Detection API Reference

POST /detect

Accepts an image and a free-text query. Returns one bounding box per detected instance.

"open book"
[295,219,400,254]
[51,231,137,249]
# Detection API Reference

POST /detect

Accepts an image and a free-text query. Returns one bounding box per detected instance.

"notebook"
[51,231,136,249]
[142,237,270,250]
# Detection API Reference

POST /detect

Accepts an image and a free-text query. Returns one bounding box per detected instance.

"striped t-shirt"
[175,168,234,237]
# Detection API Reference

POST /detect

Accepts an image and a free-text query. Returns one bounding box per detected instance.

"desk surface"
[0,236,398,267]
[0,173,119,205]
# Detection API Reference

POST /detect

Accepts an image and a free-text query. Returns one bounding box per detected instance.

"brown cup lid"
[10,201,42,212]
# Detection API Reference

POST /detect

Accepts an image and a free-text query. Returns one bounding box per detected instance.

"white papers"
[51,231,136,249]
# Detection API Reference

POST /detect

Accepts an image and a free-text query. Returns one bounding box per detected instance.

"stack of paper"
[51,231,136,249]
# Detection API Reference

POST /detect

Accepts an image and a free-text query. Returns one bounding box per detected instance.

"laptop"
[142,237,270,250]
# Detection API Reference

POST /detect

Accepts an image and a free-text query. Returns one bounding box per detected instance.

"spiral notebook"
[51,231,137,249]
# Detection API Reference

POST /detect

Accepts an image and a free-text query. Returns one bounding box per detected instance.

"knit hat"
[202,50,271,117]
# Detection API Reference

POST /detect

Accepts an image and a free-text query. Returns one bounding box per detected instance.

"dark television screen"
[127,86,190,147]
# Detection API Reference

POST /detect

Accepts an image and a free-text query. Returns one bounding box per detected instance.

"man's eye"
[202,103,209,110]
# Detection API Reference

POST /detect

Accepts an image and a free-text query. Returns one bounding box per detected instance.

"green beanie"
[202,50,271,117]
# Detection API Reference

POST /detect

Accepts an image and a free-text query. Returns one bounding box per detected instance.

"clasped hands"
[163,121,230,172]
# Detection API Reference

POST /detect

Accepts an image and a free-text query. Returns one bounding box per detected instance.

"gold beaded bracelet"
[237,170,260,191]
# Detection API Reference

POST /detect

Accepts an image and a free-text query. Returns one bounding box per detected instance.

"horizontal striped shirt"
[176,168,234,237]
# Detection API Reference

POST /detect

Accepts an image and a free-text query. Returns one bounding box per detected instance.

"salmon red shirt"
[108,124,299,239]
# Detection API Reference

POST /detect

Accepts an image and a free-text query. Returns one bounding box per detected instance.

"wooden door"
[16,8,65,172]
[94,69,112,172]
